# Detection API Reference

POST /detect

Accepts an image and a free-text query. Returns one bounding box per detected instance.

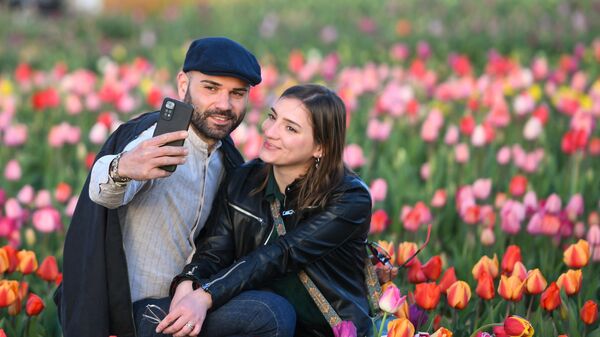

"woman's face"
[259,97,321,176]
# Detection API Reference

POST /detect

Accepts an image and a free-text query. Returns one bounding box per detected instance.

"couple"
[57,37,375,337]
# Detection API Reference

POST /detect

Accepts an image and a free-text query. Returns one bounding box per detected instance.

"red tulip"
[475,270,495,300]
[509,175,528,197]
[511,261,528,281]
[370,209,389,234]
[540,282,561,312]
[438,267,457,294]
[414,282,441,310]
[503,315,534,337]
[36,256,60,282]
[407,260,427,284]
[422,255,442,281]
[580,300,598,325]
[25,293,45,316]
[501,245,522,274]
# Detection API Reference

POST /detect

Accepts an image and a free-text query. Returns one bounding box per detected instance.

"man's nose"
[214,91,232,111]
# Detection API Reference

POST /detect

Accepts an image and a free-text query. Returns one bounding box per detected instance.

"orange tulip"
[438,267,457,294]
[0,280,19,307]
[431,327,453,337]
[422,255,442,281]
[472,254,499,280]
[497,274,525,302]
[540,282,561,311]
[580,300,598,325]
[36,256,59,282]
[8,281,28,316]
[16,250,38,275]
[556,269,583,296]
[524,268,547,295]
[414,282,441,310]
[377,240,396,265]
[563,239,590,268]
[25,293,45,316]
[446,281,471,310]
[511,261,528,281]
[1,245,19,273]
[387,318,415,337]
[397,242,418,267]
[394,300,409,319]
[503,315,534,337]
[501,245,522,274]
[0,248,9,273]
[475,270,495,300]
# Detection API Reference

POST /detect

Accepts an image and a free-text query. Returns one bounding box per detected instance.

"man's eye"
[232,91,246,98]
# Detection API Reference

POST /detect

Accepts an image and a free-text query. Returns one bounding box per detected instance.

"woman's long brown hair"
[257,84,347,210]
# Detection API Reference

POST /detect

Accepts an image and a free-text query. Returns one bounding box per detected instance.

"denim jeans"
[133,290,296,337]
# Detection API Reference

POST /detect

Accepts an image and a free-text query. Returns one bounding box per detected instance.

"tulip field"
[1,1,600,336]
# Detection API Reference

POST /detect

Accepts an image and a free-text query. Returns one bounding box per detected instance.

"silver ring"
[185,322,195,329]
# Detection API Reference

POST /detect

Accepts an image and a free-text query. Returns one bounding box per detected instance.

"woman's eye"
[286,126,297,133]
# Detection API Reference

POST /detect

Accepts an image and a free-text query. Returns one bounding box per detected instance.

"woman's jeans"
[133,290,296,337]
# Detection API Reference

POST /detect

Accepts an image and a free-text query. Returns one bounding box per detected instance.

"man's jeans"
[133,290,296,337]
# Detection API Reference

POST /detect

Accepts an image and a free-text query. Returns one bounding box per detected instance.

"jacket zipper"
[201,261,246,291]
[228,202,264,224]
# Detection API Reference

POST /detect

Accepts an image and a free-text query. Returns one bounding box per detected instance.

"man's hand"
[375,264,398,284]
[118,131,188,180]
[156,289,212,337]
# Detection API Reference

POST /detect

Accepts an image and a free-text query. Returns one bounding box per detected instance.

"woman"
[159,84,373,336]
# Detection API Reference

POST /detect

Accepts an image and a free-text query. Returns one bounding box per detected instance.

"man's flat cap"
[183,37,261,86]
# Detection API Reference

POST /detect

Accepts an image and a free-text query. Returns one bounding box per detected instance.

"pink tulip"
[420,163,430,181]
[343,144,366,169]
[0,189,5,206]
[481,227,495,246]
[4,160,21,181]
[472,179,492,200]
[390,43,410,61]
[523,191,539,214]
[444,125,459,145]
[65,94,83,115]
[526,212,543,235]
[501,201,525,234]
[493,147,510,167]
[85,93,101,111]
[367,119,392,141]
[574,222,586,238]
[454,143,470,163]
[513,93,535,116]
[417,41,431,59]
[35,190,52,208]
[3,124,27,147]
[545,194,562,214]
[370,178,388,203]
[431,189,447,208]
[471,125,487,147]
[532,56,548,80]
[523,117,543,140]
[332,321,357,337]
[587,224,600,246]
[89,122,108,145]
[65,196,79,217]
[243,128,263,160]
[117,94,136,113]
[566,194,584,221]
[0,216,16,237]
[32,207,62,233]
[378,284,406,313]
[4,198,24,220]
[17,185,34,204]
[511,145,527,168]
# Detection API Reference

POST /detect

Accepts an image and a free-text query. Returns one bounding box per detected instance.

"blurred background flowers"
[1,0,600,336]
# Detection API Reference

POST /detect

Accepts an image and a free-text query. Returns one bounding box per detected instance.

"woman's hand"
[170,280,195,310]
[156,289,212,337]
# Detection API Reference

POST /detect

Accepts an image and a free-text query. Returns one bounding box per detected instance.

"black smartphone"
[152,97,194,172]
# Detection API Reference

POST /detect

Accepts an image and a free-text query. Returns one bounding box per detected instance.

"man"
[56,37,295,337]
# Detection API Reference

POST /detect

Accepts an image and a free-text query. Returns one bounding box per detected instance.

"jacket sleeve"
[181,181,371,309]
[170,183,237,294]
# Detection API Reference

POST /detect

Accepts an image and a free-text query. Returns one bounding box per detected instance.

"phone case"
[152,97,194,172]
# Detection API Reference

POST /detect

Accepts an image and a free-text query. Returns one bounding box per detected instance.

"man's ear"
[176,71,189,99]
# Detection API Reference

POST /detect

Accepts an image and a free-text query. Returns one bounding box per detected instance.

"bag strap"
[269,199,383,328]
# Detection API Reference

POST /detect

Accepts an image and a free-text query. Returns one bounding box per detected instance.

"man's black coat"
[54,111,244,337]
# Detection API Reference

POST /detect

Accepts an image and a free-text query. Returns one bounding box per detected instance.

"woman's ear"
[313,145,323,159]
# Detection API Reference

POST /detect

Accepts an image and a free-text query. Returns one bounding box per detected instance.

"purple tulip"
[332,320,357,337]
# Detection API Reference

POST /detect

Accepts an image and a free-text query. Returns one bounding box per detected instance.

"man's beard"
[184,90,245,140]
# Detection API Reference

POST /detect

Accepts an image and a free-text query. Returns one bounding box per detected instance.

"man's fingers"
[148,130,188,146]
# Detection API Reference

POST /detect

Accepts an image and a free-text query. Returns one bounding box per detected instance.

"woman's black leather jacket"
[172,159,373,336]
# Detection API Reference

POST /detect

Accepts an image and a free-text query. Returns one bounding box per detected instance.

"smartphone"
[152,97,194,172]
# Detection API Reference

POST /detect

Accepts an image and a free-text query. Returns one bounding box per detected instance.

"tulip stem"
[526,295,534,320]
[377,312,388,337]
[468,323,502,337]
